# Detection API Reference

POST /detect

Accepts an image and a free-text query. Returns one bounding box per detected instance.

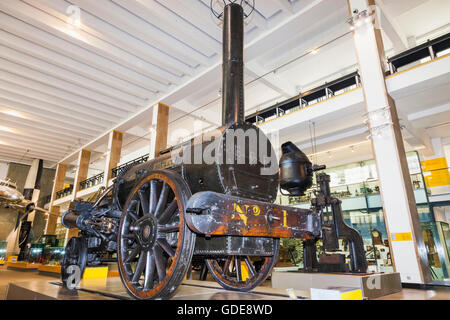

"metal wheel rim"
[61,237,87,286]
[117,171,194,299]
[205,238,280,291]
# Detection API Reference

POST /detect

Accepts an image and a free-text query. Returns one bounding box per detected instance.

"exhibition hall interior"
[0,0,449,301]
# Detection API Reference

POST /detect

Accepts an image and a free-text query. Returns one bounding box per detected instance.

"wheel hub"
[134,214,157,250]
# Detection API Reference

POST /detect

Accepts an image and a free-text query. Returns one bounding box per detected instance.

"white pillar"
[348,0,431,284]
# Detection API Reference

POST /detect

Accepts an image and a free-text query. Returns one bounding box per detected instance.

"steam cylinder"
[279,142,313,196]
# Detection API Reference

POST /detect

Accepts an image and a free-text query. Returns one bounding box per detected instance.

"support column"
[72,149,91,196]
[66,149,91,240]
[104,130,123,184]
[348,0,431,283]
[45,206,60,235]
[23,159,43,226]
[44,163,66,234]
[149,103,169,160]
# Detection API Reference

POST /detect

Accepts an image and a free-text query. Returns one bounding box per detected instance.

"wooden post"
[65,149,91,240]
[149,103,170,159]
[45,206,60,235]
[43,163,67,235]
[73,149,91,196]
[104,130,123,185]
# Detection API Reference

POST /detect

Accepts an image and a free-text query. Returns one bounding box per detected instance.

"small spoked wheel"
[117,170,195,300]
[61,236,87,289]
[205,239,280,291]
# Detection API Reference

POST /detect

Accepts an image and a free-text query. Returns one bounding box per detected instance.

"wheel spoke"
[124,245,141,264]
[222,256,232,276]
[122,233,135,239]
[149,180,158,215]
[127,200,139,221]
[154,246,166,281]
[144,250,155,290]
[157,200,178,223]
[155,183,169,216]
[138,187,149,214]
[158,223,180,233]
[157,238,175,257]
[235,256,242,282]
[132,251,147,283]
[243,256,256,277]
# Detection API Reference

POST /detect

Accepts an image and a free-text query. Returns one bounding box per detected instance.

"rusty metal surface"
[186,191,321,239]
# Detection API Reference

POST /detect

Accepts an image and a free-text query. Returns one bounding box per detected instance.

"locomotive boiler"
[61,2,367,299]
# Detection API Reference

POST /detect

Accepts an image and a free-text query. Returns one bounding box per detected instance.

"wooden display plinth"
[7,261,41,271]
[271,269,402,299]
[38,264,61,277]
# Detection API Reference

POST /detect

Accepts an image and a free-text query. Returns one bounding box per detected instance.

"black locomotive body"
[60,3,368,299]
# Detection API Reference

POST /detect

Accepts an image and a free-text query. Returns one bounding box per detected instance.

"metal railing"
[55,185,73,199]
[247,32,450,126]
[111,154,149,179]
[246,71,361,125]
[79,172,104,191]
[387,32,450,75]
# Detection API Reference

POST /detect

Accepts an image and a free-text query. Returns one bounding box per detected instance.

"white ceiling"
[0,0,449,169]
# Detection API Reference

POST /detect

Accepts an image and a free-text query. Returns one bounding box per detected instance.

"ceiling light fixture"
[347,9,372,31]
[0,126,14,133]
[1,109,27,119]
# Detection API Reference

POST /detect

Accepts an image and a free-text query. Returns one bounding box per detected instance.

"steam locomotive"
[61,3,367,300]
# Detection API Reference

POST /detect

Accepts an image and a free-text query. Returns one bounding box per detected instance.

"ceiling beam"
[56,0,328,165]
[116,0,221,55]
[0,44,147,107]
[0,70,129,119]
[24,0,196,76]
[0,96,105,135]
[0,5,171,93]
[0,83,114,128]
[375,0,408,52]
[0,57,136,114]
[0,28,155,100]
[0,108,96,140]
[245,63,297,97]
[69,0,210,66]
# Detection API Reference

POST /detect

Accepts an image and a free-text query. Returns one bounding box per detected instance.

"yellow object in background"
[7,256,17,263]
[82,266,108,280]
[240,261,249,281]
[391,232,413,241]
[421,158,450,188]
[340,289,363,300]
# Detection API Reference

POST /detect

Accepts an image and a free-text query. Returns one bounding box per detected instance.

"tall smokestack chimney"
[222,3,245,126]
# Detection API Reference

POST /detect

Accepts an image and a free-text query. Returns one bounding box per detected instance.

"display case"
[277,151,447,275]
[27,235,64,264]
[0,240,7,263]
[40,247,65,266]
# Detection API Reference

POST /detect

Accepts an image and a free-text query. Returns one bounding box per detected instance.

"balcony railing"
[246,71,361,125]
[55,185,73,200]
[246,32,450,126]
[111,154,149,179]
[79,172,104,191]
[387,32,450,74]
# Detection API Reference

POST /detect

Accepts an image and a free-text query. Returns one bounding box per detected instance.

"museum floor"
[1,267,450,300]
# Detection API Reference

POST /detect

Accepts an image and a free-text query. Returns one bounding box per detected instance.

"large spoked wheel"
[61,236,87,288]
[117,170,195,300]
[205,238,280,291]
